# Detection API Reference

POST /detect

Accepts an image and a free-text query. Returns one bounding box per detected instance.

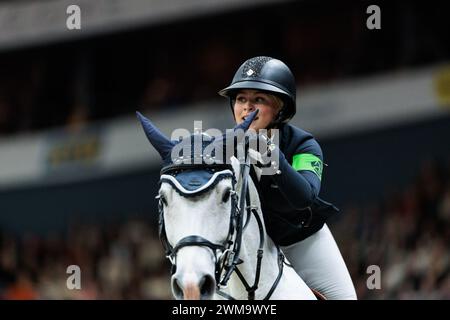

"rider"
[218,56,357,300]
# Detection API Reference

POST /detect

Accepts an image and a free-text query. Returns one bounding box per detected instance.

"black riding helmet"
[218,56,297,126]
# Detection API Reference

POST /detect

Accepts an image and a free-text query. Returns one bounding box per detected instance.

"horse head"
[136,111,256,300]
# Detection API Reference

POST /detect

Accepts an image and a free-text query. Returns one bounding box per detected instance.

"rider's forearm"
[270,149,320,210]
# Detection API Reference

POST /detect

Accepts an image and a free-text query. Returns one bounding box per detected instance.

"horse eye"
[222,188,231,203]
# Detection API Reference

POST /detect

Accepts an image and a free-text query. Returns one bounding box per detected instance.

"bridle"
[156,153,285,300]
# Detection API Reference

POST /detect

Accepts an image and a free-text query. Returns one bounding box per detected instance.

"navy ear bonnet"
[169,133,228,166]
[136,110,259,196]
[159,133,235,197]
[160,166,235,197]
[136,109,258,166]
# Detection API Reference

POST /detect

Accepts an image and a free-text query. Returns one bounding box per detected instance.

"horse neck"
[228,177,282,299]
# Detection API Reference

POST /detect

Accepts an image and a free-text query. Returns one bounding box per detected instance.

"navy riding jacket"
[252,123,339,246]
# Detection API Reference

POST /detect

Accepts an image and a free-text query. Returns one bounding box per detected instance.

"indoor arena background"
[0,0,449,299]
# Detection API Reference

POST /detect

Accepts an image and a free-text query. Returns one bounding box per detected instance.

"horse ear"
[230,156,240,179]
[136,111,175,162]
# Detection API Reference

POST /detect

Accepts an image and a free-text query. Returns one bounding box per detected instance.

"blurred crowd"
[333,158,450,299]
[1,0,449,136]
[0,219,172,299]
[1,158,449,300]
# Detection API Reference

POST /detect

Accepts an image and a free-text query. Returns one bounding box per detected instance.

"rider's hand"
[248,148,270,168]
[245,132,279,169]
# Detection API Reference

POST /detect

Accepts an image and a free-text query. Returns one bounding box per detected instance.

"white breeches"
[281,224,357,300]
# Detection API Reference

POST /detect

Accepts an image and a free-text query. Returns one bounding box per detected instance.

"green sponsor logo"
[292,153,323,180]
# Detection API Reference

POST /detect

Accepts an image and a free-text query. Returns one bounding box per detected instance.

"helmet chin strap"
[229,98,236,116]
[266,109,285,130]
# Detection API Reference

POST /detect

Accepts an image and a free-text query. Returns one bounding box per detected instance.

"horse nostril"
[172,277,184,300]
[172,273,215,300]
[199,274,216,299]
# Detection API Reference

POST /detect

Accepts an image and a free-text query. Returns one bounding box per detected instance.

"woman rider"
[218,56,357,300]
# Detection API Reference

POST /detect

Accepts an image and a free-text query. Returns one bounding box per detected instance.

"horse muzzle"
[171,271,216,300]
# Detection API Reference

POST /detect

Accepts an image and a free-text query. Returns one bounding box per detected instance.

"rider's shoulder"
[283,123,314,140]
[281,124,322,156]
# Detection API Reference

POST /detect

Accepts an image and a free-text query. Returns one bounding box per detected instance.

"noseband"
[157,160,284,300]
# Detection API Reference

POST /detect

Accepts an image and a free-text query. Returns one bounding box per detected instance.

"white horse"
[137,111,317,300]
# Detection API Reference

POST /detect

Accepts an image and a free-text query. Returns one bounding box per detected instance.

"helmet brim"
[218,81,291,99]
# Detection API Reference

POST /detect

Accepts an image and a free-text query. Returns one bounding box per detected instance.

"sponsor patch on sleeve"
[292,153,323,180]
